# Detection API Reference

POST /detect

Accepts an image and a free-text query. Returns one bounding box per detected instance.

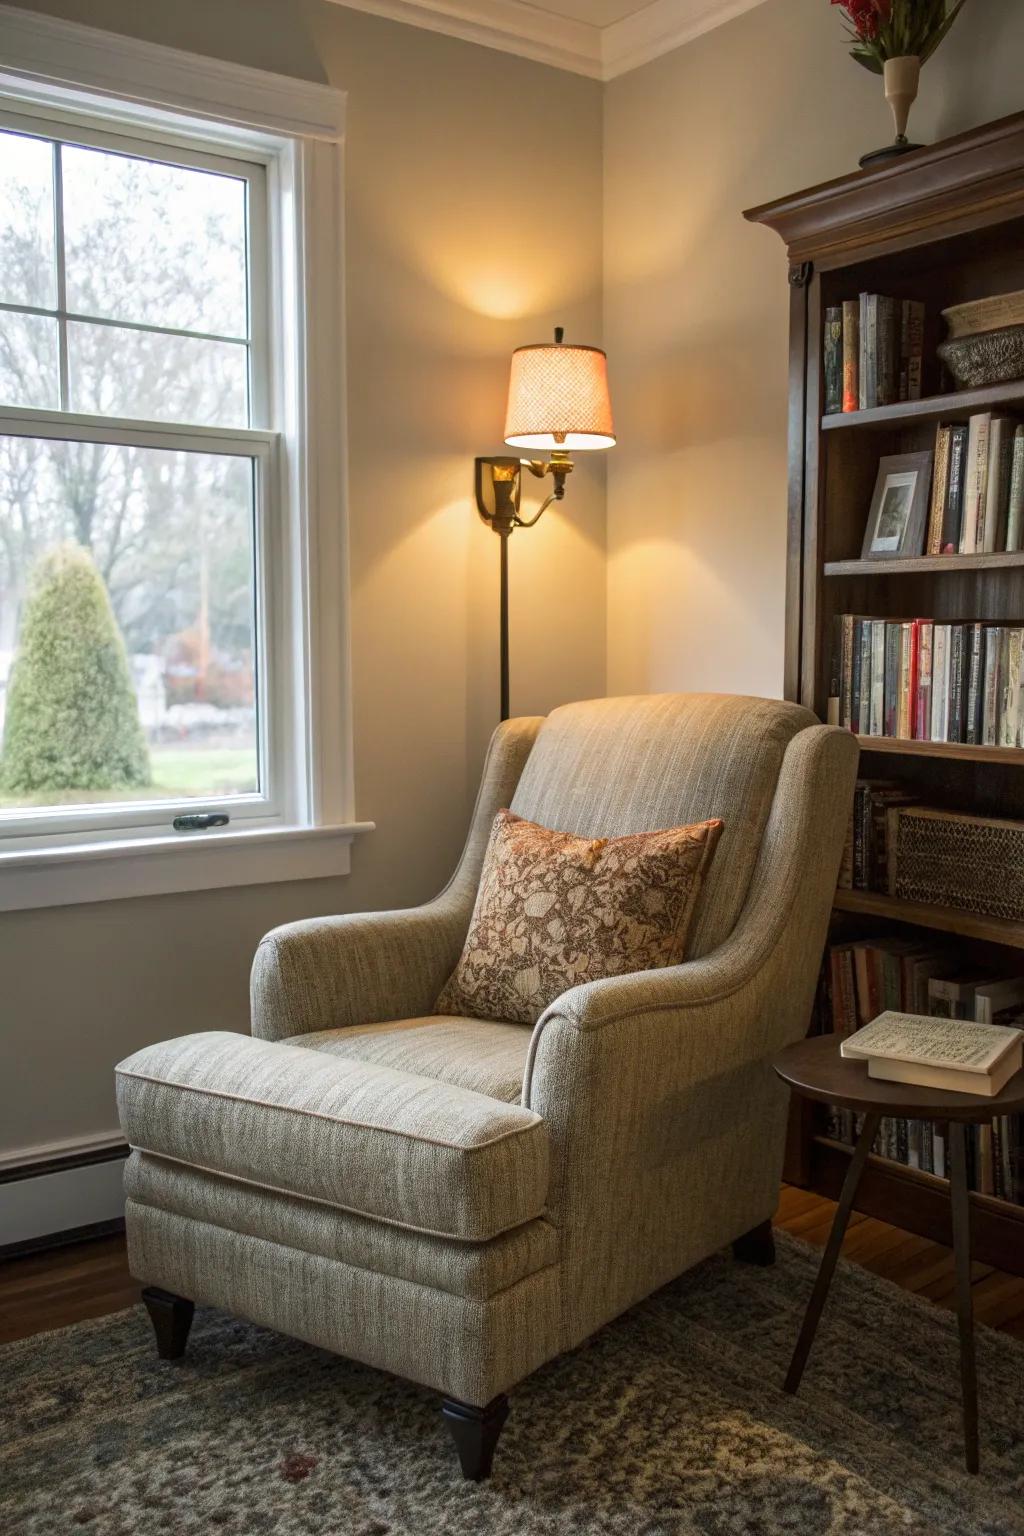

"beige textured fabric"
[436,810,723,1025]
[251,716,543,1043]
[286,1015,531,1104]
[125,1202,562,1405]
[116,1032,548,1241]
[523,720,859,1350]
[510,693,818,958]
[118,694,857,1411]
[125,1152,557,1299]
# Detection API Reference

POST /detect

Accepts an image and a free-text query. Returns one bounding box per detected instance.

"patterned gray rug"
[3,1231,1024,1535]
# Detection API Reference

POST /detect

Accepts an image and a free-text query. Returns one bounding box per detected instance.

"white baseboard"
[0,1148,127,1248]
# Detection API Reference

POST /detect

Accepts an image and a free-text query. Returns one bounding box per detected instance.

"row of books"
[828,614,1024,747]
[823,293,925,414]
[813,938,1024,1201]
[838,779,910,893]
[927,415,1024,555]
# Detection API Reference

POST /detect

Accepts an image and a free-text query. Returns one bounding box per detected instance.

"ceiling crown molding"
[325,0,769,80]
[325,0,603,78]
[602,0,769,79]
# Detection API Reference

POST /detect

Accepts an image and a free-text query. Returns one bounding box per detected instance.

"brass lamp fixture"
[475,326,614,719]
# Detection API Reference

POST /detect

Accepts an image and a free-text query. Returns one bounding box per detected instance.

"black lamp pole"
[498,527,510,722]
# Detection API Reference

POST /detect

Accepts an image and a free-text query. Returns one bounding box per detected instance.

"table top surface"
[774,1033,1024,1121]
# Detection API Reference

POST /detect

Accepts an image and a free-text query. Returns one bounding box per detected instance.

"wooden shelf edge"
[824,552,1024,576]
[807,1136,1024,1277]
[822,377,1024,432]
[855,735,1024,764]
[832,887,1024,948]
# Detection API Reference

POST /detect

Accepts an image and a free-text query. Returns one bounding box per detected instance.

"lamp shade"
[503,338,614,452]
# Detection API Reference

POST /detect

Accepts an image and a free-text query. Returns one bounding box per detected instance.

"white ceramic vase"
[884,54,921,144]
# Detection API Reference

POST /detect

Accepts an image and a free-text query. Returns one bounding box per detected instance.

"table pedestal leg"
[948,1121,979,1474]
[784,1110,881,1395]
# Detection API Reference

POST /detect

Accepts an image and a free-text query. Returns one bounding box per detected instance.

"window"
[0,15,357,910]
[0,110,279,845]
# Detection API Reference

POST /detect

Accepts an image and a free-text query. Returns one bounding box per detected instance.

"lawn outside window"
[0,9,366,909]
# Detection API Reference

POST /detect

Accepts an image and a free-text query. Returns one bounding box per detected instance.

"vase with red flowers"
[830,0,967,167]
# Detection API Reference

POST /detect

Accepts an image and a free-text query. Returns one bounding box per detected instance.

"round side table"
[774,1032,1024,1474]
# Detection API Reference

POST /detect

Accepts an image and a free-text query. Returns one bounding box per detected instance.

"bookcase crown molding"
[744,112,1024,270]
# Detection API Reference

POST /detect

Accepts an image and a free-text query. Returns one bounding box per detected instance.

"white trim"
[320,0,769,79]
[0,1156,126,1246]
[0,5,344,141]
[0,1129,124,1172]
[602,0,769,78]
[0,820,374,911]
[324,0,603,78]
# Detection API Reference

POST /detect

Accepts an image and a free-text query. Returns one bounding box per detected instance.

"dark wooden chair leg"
[948,1122,980,1474]
[784,1110,881,1395]
[732,1218,776,1266]
[142,1286,195,1360]
[441,1394,509,1481]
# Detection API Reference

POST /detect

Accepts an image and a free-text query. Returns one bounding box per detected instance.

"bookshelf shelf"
[821,378,1024,432]
[824,552,1024,577]
[855,735,1024,764]
[748,114,1024,1271]
[833,888,1024,948]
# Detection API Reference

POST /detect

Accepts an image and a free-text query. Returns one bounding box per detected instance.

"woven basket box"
[887,805,1024,922]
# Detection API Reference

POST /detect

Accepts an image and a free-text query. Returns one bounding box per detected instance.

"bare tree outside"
[0,128,259,809]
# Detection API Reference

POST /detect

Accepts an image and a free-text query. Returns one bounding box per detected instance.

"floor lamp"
[474,327,615,720]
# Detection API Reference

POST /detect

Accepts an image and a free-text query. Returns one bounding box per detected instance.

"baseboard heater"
[0,1136,128,1257]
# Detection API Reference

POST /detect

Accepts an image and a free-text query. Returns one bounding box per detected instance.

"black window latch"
[172,812,231,832]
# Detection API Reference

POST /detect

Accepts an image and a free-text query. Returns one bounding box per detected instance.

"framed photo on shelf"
[861,451,934,560]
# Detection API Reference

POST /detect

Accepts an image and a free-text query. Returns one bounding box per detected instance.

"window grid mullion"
[51,141,70,411]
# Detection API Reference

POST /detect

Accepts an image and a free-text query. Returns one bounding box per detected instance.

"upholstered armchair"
[115,694,857,1479]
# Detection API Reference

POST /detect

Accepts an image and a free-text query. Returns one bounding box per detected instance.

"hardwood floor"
[3,1187,1024,1346]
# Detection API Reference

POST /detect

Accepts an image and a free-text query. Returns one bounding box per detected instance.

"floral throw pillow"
[434,809,724,1026]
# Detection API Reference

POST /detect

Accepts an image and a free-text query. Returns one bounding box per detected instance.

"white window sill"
[0,821,375,912]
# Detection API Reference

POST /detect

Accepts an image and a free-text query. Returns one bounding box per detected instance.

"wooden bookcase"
[747,113,1024,1276]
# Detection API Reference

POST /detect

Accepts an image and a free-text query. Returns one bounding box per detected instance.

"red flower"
[831,0,887,38]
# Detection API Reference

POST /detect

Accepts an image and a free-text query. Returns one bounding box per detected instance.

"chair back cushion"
[509,692,817,958]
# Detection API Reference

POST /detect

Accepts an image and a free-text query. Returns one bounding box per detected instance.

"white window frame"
[0,4,370,910]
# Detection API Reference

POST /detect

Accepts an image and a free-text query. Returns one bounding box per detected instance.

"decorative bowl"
[938,324,1024,391]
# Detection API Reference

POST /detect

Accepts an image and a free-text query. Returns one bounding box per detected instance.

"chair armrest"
[251,901,468,1042]
[251,713,545,1041]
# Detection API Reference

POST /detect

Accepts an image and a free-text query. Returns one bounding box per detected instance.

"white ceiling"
[326,0,769,80]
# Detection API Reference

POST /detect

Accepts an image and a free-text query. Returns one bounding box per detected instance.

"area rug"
[3,1231,1024,1535]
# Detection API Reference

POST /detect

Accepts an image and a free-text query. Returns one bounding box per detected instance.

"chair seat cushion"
[286,1015,531,1103]
[116,1031,548,1242]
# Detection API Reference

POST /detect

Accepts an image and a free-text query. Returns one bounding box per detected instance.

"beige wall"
[1,0,605,1155]
[603,0,1024,700]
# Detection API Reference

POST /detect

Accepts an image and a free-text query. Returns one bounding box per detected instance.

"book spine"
[858,620,872,736]
[840,614,855,730]
[852,784,867,890]
[942,423,969,554]
[1006,425,1024,553]
[870,619,885,736]
[926,424,951,555]
[948,624,965,743]
[850,618,863,734]
[965,623,984,745]
[859,293,877,411]
[1000,628,1022,747]
[884,621,900,737]
[877,295,898,407]
[915,620,933,741]
[982,626,1002,746]
[905,299,925,401]
[842,300,860,414]
[930,623,949,743]
[823,306,843,416]
[961,414,991,554]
